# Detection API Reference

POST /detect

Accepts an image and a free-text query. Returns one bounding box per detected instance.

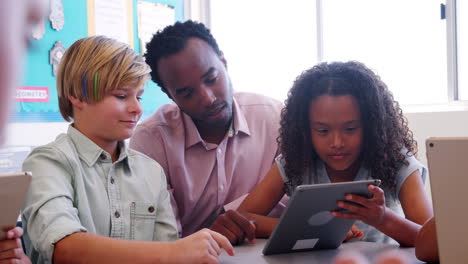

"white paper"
[137,1,175,54]
[94,0,129,44]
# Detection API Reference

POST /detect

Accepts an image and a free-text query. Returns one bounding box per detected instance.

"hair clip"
[94,72,99,100]
[81,74,88,101]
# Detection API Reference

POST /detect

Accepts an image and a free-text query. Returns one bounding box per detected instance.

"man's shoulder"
[131,102,185,153]
[234,92,283,122]
[137,102,183,132]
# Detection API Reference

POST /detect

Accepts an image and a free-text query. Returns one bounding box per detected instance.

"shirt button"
[114,211,120,218]
[110,178,115,184]
[217,149,222,154]
[100,153,106,160]
[219,184,224,191]
[148,206,155,213]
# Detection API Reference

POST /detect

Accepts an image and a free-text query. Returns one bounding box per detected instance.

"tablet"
[0,172,32,240]
[426,137,468,263]
[263,179,381,255]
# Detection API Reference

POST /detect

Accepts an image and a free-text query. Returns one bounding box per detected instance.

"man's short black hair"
[145,20,222,91]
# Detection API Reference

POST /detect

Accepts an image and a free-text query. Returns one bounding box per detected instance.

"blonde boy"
[22,36,233,264]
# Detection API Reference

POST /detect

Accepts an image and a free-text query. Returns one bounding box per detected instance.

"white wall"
[5,122,68,147]
[405,110,468,167]
[404,109,468,200]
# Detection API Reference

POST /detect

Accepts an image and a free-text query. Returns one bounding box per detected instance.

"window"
[210,0,317,101]
[321,0,447,105]
[207,1,463,107]
[458,0,468,100]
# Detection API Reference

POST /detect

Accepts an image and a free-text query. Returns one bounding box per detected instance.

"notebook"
[426,137,468,264]
[0,172,32,240]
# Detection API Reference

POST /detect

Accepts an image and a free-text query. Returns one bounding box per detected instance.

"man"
[130,20,285,244]
[0,0,48,263]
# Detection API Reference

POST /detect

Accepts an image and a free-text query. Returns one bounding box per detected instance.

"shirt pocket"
[130,201,157,241]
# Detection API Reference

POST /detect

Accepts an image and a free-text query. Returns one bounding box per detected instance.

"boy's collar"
[67,125,129,166]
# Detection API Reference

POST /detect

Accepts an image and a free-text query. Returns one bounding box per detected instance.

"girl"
[238,61,433,246]
[22,36,233,264]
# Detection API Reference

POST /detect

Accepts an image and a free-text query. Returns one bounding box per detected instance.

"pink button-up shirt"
[130,92,283,236]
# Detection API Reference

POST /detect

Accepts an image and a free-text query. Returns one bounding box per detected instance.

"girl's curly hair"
[279,61,417,199]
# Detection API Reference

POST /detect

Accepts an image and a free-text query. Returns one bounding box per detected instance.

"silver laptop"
[426,137,468,264]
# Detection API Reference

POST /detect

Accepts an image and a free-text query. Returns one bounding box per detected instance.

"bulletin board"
[13,0,183,123]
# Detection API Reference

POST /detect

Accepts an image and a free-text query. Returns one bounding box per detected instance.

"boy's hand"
[332,184,387,227]
[0,227,31,264]
[170,228,234,264]
[210,210,256,245]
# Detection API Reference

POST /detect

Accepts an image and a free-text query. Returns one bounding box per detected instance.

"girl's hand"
[343,224,364,242]
[332,184,387,227]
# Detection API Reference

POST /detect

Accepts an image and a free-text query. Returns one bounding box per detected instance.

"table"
[219,239,425,264]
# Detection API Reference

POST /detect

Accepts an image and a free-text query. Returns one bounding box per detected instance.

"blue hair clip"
[94,72,99,101]
[81,74,88,101]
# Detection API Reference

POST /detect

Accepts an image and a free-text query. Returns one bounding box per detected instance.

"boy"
[22,36,233,264]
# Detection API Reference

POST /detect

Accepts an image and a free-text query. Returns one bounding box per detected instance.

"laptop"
[426,137,468,264]
[0,172,32,239]
[262,179,380,255]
